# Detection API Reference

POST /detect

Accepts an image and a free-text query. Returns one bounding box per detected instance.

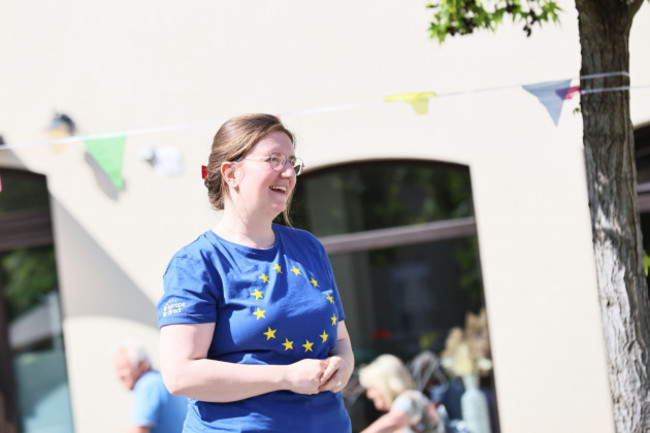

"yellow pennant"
[384,92,437,115]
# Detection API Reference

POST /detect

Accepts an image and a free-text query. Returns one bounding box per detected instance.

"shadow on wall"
[51,200,157,327]
[84,152,125,200]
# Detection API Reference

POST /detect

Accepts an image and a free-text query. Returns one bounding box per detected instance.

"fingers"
[287,359,329,395]
[318,356,349,393]
[320,357,340,383]
[289,357,350,394]
[319,375,345,393]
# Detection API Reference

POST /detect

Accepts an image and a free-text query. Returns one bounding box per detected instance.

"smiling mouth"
[270,185,287,193]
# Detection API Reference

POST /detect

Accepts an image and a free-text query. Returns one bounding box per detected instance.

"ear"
[221,161,239,188]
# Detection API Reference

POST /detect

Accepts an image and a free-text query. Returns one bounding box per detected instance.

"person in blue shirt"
[114,342,188,433]
[158,113,354,433]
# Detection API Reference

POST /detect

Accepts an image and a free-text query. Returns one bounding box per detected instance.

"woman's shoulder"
[167,231,217,265]
[392,390,438,431]
[274,224,322,247]
[393,390,430,413]
[398,389,428,399]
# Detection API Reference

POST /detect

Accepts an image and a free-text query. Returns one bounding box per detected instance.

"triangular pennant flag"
[523,79,572,126]
[564,85,581,100]
[384,92,437,115]
[83,135,126,190]
[555,84,581,100]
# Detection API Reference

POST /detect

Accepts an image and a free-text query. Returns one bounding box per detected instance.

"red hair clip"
[201,165,208,180]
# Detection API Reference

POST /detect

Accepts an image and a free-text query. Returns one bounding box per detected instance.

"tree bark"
[575,0,650,431]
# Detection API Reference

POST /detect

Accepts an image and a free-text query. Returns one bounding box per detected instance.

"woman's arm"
[320,321,354,392]
[160,322,330,402]
[360,409,412,433]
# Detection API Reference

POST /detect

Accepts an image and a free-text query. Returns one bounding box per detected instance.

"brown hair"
[204,113,296,223]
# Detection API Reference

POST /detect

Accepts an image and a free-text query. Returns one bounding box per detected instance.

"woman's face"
[366,386,390,412]
[233,131,297,220]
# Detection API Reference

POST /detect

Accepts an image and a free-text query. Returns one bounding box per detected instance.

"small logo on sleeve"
[162,298,186,317]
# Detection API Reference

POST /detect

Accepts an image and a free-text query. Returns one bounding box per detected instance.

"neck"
[214,207,276,249]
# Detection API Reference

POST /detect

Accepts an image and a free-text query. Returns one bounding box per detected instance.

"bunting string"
[581,85,632,95]
[581,71,630,79]
[0,72,648,193]
[0,73,648,153]
[0,121,215,151]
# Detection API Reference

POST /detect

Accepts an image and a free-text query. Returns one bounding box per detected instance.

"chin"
[270,203,288,214]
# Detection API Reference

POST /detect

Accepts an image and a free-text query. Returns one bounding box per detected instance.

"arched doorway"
[288,159,498,432]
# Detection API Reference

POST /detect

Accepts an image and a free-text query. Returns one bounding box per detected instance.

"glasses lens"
[293,159,304,176]
[269,153,285,171]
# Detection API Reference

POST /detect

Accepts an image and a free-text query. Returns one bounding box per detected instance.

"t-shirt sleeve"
[130,376,163,427]
[158,255,220,327]
[391,390,427,425]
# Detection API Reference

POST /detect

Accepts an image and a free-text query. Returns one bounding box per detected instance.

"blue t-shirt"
[158,224,351,433]
[131,370,188,433]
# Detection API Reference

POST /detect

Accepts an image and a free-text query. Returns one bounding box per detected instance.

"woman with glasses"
[158,113,354,433]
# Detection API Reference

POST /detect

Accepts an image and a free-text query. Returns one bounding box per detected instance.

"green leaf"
[427,0,562,41]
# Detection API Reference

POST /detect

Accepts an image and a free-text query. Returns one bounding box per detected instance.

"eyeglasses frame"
[241,152,305,176]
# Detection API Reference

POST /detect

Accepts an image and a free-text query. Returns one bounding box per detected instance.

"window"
[0,169,74,433]
[288,160,499,432]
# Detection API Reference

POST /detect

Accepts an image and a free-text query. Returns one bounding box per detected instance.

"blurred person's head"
[114,341,151,391]
[359,354,415,411]
[409,350,449,402]
[203,113,298,223]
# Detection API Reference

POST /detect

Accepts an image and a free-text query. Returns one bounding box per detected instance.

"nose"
[279,161,296,177]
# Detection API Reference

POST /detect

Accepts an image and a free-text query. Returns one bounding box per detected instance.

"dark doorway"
[0,168,74,433]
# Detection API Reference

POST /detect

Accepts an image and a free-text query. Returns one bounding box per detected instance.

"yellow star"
[291,266,301,276]
[331,314,337,326]
[273,264,282,273]
[263,327,277,340]
[253,307,266,320]
[283,338,294,351]
[302,339,314,352]
[326,294,334,304]
[259,273,269,283]
[320,330,328,343]
[251,289,263,300]
[310,278,319,287]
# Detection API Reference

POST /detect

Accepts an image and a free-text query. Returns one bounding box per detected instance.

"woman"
[158,113,354,432]
[359,354,443,433]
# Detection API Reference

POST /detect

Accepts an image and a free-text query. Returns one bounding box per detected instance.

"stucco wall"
[1,1,650,432]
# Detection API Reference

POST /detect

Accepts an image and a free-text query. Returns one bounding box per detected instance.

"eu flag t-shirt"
[158,224,351,433]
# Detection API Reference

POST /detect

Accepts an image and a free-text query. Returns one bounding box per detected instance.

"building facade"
[1,1,650,432]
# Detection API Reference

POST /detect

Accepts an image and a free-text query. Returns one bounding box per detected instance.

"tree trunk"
[575,0,650,431]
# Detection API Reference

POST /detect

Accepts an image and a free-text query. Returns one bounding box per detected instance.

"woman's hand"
[318,354,353,393]
[319,320,354,393]
[282,358,330,395]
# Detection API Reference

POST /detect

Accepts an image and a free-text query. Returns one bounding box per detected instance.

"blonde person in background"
[113,341,188,433]
[359,354,443,433]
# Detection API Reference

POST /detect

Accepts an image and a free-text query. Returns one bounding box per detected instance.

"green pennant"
[384,92,437,115]
[83,135,126,190]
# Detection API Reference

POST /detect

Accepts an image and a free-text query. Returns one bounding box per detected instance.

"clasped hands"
[284,356,351,395]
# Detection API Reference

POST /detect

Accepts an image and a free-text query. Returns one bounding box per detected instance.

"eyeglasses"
[242,152,305,176]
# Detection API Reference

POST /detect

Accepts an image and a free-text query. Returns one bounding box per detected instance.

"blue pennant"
[523,79,572,126]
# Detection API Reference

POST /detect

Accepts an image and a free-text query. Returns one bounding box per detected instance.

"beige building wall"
[1,1,650,432]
